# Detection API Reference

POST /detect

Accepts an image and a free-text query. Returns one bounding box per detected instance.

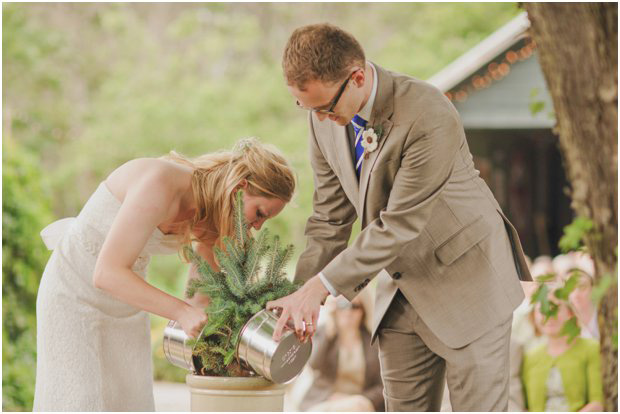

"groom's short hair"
[283,23,365,89]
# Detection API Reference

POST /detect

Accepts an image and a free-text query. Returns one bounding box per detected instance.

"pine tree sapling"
[185,190,299,376]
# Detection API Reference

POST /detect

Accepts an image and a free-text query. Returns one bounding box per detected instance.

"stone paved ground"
[153,381,190,412]
[153,377,452,412]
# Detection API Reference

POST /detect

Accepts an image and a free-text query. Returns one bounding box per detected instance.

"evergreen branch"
[243,228,270,285]
[233,190,249,248]
[223,348,236,365]
[195,283,228,299]
[199,323,220,339]
[185,246,235,301]
[185,278,200,299]
[264,235,280,282]
[246,278,272,297]
[272,243,294,281]
[185,246,230,294]
[222,236,245,269]
[267,243,294,283]
[230,324,245,350]
[214,247,246,299]
[194,268,236,302]
[239,238,254,285]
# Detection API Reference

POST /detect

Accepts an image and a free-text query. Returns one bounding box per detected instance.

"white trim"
[427,13,531,93]
[356,156,364,171]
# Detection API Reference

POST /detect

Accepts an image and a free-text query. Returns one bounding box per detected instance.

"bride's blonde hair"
[167,137,296,248]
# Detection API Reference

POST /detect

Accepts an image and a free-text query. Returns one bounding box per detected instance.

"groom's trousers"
[377,290,513,411]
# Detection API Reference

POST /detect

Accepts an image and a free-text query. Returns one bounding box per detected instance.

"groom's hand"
[266,275,329,342]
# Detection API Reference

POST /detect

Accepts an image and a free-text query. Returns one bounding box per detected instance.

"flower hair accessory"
[361,125,383,159]
[233,137,257,154]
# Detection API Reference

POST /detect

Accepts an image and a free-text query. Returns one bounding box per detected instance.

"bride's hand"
[177,304,208,338]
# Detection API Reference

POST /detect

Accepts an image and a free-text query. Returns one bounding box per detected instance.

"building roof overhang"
[428,12,531,93]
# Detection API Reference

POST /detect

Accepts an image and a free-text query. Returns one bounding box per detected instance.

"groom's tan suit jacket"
[294,65,532,349]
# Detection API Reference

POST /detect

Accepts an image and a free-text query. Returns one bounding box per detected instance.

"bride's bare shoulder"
[105,157,193,202]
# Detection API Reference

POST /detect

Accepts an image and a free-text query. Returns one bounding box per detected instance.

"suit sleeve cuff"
[319,272,340,297]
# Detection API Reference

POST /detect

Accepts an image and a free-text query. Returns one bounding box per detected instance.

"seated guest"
[509,255,554,411]
[567,253,599,340]
[521,287,603,412]
[299,291,383,412]
[513,256,554,349]
[552,253,578,281]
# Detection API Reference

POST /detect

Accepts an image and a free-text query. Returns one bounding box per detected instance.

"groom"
[267,23,532,411]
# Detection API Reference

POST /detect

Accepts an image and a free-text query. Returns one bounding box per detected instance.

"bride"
[33,138,296,411]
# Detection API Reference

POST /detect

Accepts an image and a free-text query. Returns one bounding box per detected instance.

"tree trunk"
[523,3,618,411]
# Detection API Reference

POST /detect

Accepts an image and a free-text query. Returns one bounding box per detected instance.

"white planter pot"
[185,375,286,412]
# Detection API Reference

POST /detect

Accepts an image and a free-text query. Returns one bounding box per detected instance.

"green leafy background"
[3,3,520,410]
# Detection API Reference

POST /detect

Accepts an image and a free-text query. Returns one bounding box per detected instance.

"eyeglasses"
[296,70,357,115]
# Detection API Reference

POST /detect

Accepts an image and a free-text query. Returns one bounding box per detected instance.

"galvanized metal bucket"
[164,309,312,384]
[163,320,202,372]
[237,309,312,384]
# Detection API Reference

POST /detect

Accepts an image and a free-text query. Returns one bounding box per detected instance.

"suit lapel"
[358,65,395,223]
[331,120,360,208]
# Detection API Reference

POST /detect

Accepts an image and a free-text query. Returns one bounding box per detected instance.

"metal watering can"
[163,309,312,384]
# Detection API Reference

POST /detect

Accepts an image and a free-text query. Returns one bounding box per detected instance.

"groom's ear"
[351,68,366,88]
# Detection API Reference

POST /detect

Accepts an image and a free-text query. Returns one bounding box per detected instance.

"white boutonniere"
[361,125,383,159]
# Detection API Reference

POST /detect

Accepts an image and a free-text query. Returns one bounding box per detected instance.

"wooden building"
[428,13,573,258]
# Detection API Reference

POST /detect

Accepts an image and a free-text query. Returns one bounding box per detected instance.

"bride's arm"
[185,242,215,309]
[93,168,206,337]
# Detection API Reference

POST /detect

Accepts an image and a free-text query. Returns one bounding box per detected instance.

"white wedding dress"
[34,182,179,412]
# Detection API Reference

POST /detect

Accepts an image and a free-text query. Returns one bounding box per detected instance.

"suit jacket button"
[392,272,402,280]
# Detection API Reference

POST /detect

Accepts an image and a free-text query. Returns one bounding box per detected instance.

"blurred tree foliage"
[2,139,53,411]
[4,2,520,225]
[3,2,520,404]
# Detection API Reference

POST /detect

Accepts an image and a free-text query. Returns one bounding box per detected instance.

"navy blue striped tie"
[351,114,367,179]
